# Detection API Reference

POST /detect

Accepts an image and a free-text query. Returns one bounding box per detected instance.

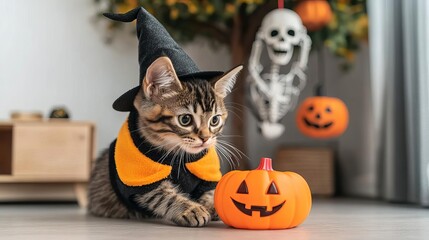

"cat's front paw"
[210,210,220,221]
[174,204,210,227]
[202,204,219,221]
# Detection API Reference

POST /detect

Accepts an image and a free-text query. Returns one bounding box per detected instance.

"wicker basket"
[275,147,335,196]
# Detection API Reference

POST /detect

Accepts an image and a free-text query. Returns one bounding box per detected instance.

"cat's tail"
[103,7,141,22]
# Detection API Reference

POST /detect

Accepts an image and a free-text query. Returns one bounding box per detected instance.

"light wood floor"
[0,198,428,240]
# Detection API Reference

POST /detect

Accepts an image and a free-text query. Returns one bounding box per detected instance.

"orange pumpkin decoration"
[214,158,312,230]
[296,96,349,138]
[294,0,333,32]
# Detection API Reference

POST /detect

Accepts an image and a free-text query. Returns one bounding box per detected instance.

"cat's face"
[134,57,242,154]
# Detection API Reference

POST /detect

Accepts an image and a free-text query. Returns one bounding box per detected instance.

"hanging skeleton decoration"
[248,8,311,139]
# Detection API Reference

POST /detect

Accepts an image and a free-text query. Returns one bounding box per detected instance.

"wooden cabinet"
[0,121,95,207]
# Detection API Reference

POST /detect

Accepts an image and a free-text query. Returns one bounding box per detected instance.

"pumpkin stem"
[256,158,273,171]
[315,84,324,96]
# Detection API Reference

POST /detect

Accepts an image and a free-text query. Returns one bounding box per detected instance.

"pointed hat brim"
[105,7,225,112]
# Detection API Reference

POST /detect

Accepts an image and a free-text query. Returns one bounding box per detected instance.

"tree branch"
[242,2,277,59]
[182,19,230,45]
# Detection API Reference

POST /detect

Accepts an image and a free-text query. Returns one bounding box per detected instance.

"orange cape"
[114,120,222,186]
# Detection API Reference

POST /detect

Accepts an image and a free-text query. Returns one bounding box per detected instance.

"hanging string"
[278,0,284,9]
[316,47,326,96]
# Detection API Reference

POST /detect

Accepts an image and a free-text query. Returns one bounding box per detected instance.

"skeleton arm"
[290,63,307,91]
[285,32,312,86]
[248,35,270,96]
[297,32,312,70]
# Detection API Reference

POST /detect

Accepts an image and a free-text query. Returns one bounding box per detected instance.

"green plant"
[96,0,367,66]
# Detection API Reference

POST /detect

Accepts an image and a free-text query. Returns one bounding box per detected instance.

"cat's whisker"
[215,143,237,170]
[157,142,182,168]
[217,141,245,161]
[135,132,161,149]
[157,145,175,164]
[145,141,172,154]
[225,101,253,112]
[226,109,243,122]
[215,138,241,165]
[130,125,153,133]
[217,134,244,138]
[217,141,240,163]
[217,139,250,161]
[224,105,247,114]
[172,144,188,179]
[225,105,252,113]
[215,144,234,170]
[182,144,190,165]
[151,140,178,153]
[224,103,253,119]
[179,145,188,173]
[175,149,182,179]
[217,148,233,170]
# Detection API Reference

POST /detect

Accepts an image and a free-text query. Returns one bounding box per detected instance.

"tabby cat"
[88,56,242,227]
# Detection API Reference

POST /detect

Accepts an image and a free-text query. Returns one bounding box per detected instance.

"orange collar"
[114,119,222,187]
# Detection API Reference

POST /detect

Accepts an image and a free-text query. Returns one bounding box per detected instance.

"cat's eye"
[210,115,221,127]
[178,114,192,127]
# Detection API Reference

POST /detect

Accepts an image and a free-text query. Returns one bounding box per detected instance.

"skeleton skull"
[260,9,306,65]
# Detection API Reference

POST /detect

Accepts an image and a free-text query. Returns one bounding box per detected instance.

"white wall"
[0,0,230,154]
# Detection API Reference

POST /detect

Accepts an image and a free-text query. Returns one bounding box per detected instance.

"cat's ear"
[143,56,183,101]
[212,65,243,98]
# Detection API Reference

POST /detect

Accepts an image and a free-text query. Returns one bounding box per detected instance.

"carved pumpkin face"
[294,0,333,32]
[296,96,349,138]
[214,158,312,230]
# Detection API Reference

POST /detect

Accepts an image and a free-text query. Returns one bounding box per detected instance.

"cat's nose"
[199,136,210,143]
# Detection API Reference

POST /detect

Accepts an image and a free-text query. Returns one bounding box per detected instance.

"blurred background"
[0,0,428,208]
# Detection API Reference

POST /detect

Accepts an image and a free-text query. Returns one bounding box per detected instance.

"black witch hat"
[104,7,224,112]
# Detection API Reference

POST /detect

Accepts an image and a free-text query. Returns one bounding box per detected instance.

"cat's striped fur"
[88,57,242,227]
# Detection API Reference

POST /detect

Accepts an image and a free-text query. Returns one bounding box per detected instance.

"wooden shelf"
[0,120,95,207]
[0,125,12,175]
[0,175,88,183]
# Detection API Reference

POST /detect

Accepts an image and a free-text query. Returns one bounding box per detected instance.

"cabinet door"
[13,123,92,181]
